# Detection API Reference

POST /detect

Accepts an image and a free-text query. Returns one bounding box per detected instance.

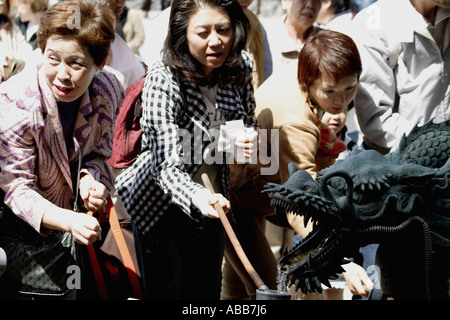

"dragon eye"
[330,179,347,194]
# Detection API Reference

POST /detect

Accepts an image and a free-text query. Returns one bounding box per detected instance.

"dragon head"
[264,162,348,294]
[264,149,441,294]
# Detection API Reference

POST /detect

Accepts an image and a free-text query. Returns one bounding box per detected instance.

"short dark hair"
[163,0,249,86]
[329,0,351,14]
[37,0,115,67]
[297,29,362,92]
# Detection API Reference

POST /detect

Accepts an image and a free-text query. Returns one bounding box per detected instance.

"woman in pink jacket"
[0,0,123,299]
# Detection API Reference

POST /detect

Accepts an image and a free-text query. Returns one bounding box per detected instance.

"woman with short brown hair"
[230,29,373,299]
[0,0,123,299]
[37,0,115,67]
[297,29,362,92]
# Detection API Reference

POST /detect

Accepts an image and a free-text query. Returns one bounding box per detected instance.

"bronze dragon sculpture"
[264,119,450,299]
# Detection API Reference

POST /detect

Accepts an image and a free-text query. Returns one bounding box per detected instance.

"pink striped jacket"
[0,65,123,233]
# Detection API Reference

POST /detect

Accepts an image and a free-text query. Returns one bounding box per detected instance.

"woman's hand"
[67,211,102,245]
[42,205,101,245]
[234,127,258,162]
[341,261,374,297]
[191,188,230,218]
[79,174,107,212]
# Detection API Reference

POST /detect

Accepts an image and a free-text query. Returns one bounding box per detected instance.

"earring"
[95,68,100,75]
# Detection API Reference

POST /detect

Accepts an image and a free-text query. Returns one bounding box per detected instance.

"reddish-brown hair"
[37,0,115,67]
[297,30,362,92]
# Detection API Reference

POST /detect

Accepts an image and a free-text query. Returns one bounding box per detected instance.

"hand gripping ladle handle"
[201,173,266,290]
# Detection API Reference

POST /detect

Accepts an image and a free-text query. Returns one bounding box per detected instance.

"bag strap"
[87,210,109,300]
[87,196,143,299]
[73,142,85,212]
[73,143,110,298]
[75,143,142,298]
[105,196,143,299]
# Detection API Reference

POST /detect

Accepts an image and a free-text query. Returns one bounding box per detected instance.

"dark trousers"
[137,205,225,300]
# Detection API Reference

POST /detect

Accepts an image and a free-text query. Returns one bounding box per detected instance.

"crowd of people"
[0,0,448,300]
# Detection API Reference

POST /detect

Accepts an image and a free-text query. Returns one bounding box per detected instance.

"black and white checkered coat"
[115,52,258,235]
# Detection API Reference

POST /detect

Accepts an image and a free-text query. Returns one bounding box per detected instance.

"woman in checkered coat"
[115,0,258,299]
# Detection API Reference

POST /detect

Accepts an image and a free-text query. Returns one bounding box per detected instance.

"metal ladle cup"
[201,174,291,300]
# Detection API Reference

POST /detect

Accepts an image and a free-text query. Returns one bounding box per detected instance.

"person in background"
[347,0,449,299]
[349,0,375,13]
[14,0,48,50]
[231,30,373,300]
[115,3,146,55]
[140,0,171,17]
[99,0,146,90]
[140,0,151,17]
[349,0,450,155]
[0,0,123,299]
[238,0,272,88]
[160,0,171,10]
[140,6,170,65]
[265,0,322,74]
[115,0,258,300]
[316,0,354,32]
[0,0,32,83]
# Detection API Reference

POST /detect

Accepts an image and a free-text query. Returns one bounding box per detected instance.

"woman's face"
[43,35,98,103]
[309,73,358,115]
[186,6,233,76]
[15,2,33,22]
[283,0,321,28]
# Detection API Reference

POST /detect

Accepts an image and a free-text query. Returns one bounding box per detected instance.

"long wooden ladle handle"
[201,173,266,290]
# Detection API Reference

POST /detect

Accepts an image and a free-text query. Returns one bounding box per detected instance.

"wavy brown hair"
[37,0,115,67]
